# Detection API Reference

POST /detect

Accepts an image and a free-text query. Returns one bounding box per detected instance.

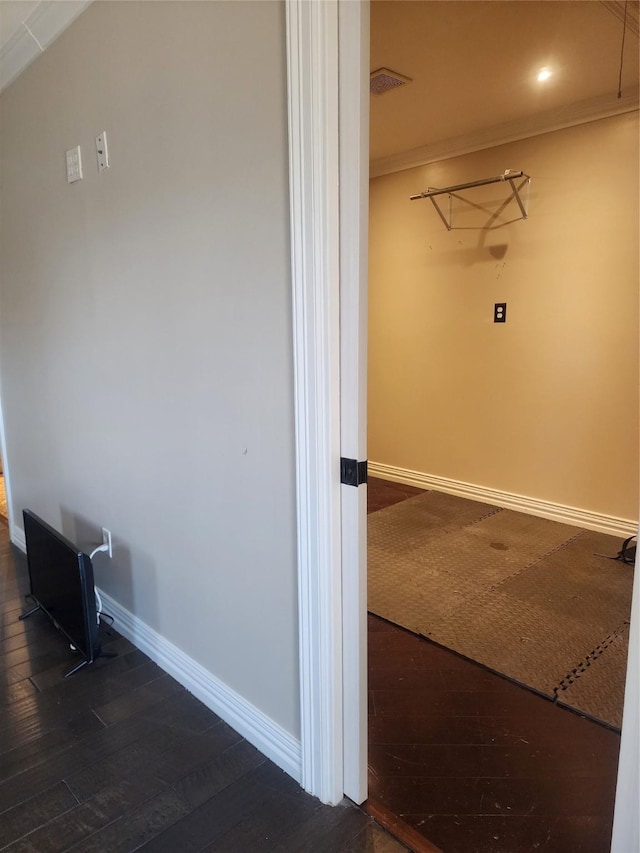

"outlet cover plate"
[95,132,109,172]
[494,302,507,323]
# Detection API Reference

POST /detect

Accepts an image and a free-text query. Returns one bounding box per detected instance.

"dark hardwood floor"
[366,477,622,853]
[0,529,406,852]
[0,483,623,853]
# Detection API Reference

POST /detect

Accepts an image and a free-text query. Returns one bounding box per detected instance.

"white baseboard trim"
[9,523,302,782]
[98,589,302,782]
[11,524,26,552]
[369,462,638,538]
[95,589,302,784]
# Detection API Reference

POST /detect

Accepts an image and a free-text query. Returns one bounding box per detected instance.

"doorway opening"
[0,452,7,525]
[363,2,638,850]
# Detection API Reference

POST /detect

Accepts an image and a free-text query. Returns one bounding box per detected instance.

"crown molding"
[370,86,640,178]
[0,1,92,93]
[601,0,640,37]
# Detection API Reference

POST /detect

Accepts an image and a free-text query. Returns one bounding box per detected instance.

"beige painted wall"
[369,114,639,521]
[0,1,300,736]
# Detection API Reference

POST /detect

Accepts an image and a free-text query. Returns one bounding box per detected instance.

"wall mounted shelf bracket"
[410,169,531,230]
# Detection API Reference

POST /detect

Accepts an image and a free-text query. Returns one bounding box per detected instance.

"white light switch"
[66,146,83,183]
[95,131,109,172]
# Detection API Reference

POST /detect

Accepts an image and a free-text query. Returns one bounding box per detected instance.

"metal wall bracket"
[340,458,368,487]
[410,169,531,231]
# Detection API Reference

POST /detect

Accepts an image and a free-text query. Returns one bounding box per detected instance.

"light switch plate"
[66,146,83,183]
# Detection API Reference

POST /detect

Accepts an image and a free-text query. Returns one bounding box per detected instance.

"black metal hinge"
[340,457,368,487]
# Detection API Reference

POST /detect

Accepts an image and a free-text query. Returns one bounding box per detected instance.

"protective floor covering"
[368,492,634,728]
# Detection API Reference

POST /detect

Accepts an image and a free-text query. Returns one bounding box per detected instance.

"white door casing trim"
[286,0,639,835]
[338,0,369,805]
[611,528,640,851]
[285,0,344,805]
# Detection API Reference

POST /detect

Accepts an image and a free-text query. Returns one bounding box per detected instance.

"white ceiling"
[0,0,91,91]
[0,1,40,49]
[1,0,637,166]
[370,0,639,172]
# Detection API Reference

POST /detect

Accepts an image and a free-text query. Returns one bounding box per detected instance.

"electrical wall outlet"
[494,303,507,323]
[95,131,109,172]
[101,527,113,559]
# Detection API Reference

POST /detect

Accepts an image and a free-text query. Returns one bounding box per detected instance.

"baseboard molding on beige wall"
[9,526,302,785]
[11,523,25,553]
[96,589,303,784]
[369,462,638,538]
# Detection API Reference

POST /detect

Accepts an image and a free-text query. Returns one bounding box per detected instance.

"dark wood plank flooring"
[0,530,407,852]
[366,477,622,853]
[0,483,623,853]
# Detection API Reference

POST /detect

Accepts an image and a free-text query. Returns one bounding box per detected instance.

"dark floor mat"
[368,491,634,728]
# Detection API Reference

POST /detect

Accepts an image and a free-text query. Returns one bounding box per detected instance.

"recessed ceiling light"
[537,67,553,82]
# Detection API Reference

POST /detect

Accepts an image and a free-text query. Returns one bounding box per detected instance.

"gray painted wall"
[0,0,300,737]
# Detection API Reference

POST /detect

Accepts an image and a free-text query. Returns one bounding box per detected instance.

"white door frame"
[337,0,370,805]
[286,0,344,805]
[611,535,640,851]
[285,0,369,805]
[287,3,639,844]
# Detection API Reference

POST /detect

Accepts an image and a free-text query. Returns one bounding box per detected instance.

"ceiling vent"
[370,67,412,95]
